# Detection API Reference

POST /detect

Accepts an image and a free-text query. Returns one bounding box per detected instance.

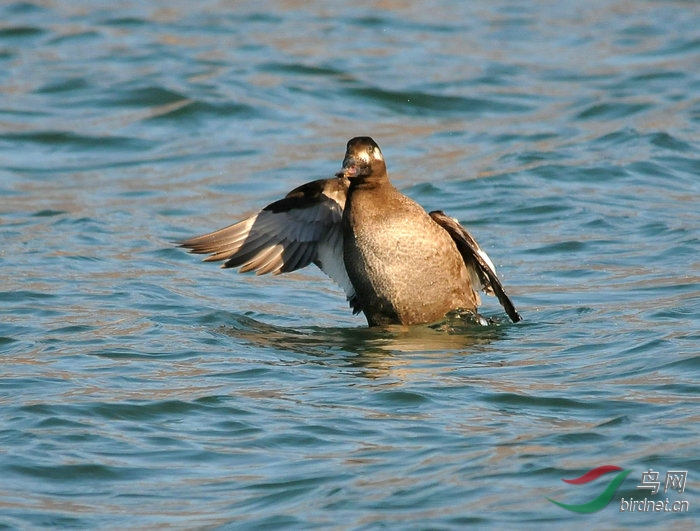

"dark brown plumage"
[179,137,521,326]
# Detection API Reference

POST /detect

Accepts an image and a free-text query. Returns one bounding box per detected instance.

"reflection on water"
[219,312,504,352]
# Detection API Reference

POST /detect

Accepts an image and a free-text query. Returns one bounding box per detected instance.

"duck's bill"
[336,165,358,178]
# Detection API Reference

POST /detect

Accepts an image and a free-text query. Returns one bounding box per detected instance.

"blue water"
[1,1,699,529]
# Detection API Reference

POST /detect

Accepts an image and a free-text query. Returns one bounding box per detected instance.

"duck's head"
[336,137,386,181]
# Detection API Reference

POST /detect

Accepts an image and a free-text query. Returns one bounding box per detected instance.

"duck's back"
[343,183,478,326]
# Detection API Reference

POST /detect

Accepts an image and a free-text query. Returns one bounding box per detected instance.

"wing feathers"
[179,177,357,305]
[429,210,522,323]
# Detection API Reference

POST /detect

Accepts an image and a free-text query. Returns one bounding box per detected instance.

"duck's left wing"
[179,176,359,311]
[429,210,522,323]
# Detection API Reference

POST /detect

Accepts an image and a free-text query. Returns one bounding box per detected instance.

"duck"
[179,136,521,327]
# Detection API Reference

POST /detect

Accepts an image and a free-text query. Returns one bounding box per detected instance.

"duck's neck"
[348,174,392,192]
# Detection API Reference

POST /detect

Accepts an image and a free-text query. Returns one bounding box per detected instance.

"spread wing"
[429,211,522,323]
[179,176,360,312]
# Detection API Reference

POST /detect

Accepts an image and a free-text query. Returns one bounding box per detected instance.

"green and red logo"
[548,465,633,513]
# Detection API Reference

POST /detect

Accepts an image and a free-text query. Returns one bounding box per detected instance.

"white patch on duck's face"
[352,145,383,166]
[355,150,372,164]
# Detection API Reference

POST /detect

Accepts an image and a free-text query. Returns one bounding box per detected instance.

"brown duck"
[179,137,521,327]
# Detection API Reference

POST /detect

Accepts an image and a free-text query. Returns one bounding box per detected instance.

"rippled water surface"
[2,1,699,529]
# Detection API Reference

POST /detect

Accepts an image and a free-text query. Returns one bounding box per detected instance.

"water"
[1,1,699,528]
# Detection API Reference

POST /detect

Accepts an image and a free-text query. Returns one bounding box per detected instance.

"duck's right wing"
[178,176,360,312]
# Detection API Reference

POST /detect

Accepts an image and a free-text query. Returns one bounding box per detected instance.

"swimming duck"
[179,137,521,326]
